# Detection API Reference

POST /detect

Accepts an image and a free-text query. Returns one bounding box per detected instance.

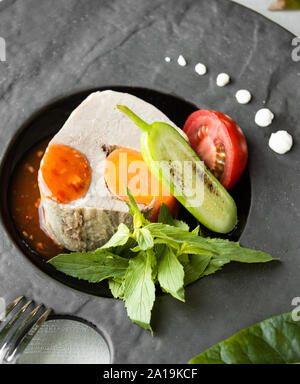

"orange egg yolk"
[39,144,91,204]
[104,147,178,221]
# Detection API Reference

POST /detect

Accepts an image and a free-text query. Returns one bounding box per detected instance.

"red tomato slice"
[183,110,248,189]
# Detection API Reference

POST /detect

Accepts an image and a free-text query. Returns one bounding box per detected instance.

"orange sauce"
[10,139,65,259]
[39,144,91,204]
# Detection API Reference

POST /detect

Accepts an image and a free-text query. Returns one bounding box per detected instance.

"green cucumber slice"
[117,105,237,234]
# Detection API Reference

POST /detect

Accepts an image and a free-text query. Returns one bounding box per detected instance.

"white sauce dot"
[195,63,207,75]
[164,56,171,63]
[235,89,252,104]
[216,73,230,87]
[255,108,274,127]
[177,55,187,67]
[268,130,293,154]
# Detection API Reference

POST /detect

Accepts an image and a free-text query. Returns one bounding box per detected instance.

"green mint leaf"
[129,245,142,253]
[179,254,231,285]
[125,187,149,229]
[126,187,139,216]
[109,278,125,299]
[179,242,213,256]
[146,223,217,254]
[189,311,300,364]
[202,257,231,277]
[153,238,181,252]
[205,238,275,263]
[48,249,129,283]
[145,223,275,263]
[178,253,189,266]
[157,246,185,301]
[133,213,143,229]
[158,203,173,224]
[101,223,131,249]
[158,203,189,231]
[149,248,158,282]
[173,219,190,232]
[113,237,139,259]
[181,254,212,286]
[136,227,154,250]
[123,250,156,332]
[191,225,201,236]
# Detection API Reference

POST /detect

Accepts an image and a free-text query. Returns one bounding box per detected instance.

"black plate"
[0,86,251,297]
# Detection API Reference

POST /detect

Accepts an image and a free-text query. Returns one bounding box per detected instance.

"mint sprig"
[157,246,185,302]
[49,249,129,283]
[49,189,277,332]
[123,250,156,333]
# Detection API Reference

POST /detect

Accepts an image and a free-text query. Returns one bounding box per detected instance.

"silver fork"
[0,296,52,364]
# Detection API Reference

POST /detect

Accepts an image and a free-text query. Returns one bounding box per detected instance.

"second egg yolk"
[104,147,178,221]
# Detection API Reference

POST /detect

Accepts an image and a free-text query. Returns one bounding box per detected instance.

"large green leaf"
[48,249,129,283]
[189,312,300,364]
[146,223,275,263]
[123,250,156,332]
[157,246,185,301]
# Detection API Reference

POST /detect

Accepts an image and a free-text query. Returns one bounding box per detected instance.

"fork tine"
[0,300,32,344]
[4,296,24,318]
[0,301,38,362]
[10,304,43,340]
[4,308,52,364]
[0,300,32,363]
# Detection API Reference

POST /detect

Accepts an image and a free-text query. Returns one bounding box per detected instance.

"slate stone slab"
[0,0,299,363]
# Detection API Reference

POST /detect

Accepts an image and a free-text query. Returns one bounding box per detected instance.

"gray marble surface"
[0,0,300,364]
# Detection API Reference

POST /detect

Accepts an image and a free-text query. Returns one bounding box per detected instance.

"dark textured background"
[0,0,299,363]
